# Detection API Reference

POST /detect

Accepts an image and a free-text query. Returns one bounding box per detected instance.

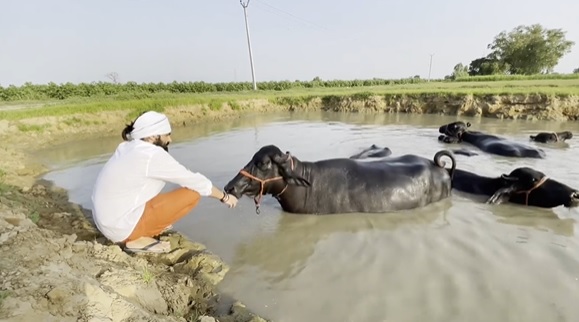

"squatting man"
[91,111,238,253]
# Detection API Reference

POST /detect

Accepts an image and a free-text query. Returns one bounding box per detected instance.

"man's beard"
[153,137,170,152]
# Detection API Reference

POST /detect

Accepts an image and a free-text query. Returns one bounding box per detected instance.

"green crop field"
[1,77,578,121]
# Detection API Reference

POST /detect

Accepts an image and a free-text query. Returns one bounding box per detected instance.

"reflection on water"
[41,111,579,322]
[228,199,454,282]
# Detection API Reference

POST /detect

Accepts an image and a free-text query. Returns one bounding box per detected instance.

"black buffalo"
[224,145,456,215]
[352,143,477,159]
[438,121,546,158]
[349,144,392,159]
[529,131,573,143]
[452,167,579,209]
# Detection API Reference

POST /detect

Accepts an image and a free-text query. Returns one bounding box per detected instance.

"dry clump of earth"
[0,181,268,322]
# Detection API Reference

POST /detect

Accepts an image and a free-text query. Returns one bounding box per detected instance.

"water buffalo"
[349,144,392,159]
[350,144,478,159]
[529,131,573,143]
[438,135,460,144]
[438,121,546,158]
[224,145,456,215]
[350,144,478,160]
[452,167,579,209]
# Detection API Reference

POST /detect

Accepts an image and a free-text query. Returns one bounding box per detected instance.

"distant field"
[1,78,578,121]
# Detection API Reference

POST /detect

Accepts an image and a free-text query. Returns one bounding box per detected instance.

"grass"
[141,266,155,284]
[186,307,203,322]
[17,123,49,132]
[0,290,10,309]
[0,78,578,121]
[454,73,579,82]
[0,169,10,195]
[28,211,40,224]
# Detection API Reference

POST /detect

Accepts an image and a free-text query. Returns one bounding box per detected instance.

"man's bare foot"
[125,236,171,253]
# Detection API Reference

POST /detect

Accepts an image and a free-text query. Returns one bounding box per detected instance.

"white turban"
[129,111,172,140]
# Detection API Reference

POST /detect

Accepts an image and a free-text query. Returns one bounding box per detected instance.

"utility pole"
[428,54,434,82]
[240,0,257,90]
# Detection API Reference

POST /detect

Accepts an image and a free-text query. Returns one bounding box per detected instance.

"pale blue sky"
[1,0,577,86]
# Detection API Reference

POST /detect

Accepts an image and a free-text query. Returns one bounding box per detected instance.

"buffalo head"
[530,131,573,143]
[487,167,579,208]
[224,145,311,210]
[437,135,461,144]
[438,121,471,141]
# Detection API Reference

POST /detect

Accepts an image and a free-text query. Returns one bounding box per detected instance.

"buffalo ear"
[501,174,519,182]
[272,152,311,187]
[486,186,516,205]
[272,152,291,168]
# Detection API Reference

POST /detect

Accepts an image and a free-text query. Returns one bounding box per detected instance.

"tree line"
[2,72,578,102]
[0,78,431,101]
[449,24,576,79]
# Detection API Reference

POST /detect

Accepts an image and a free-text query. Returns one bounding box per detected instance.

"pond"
[40,111,579,322]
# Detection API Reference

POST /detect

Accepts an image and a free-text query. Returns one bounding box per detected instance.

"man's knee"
[182,188,201,206]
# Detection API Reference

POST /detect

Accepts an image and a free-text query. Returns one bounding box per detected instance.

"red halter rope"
[237,154,295,214]
[513,175,548,205]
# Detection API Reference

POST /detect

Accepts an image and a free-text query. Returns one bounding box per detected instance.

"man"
[91,111,238,254]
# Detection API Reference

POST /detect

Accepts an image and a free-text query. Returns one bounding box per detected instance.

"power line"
[253,4,313,31]
[249,1,365,49]
[254,0,329,31]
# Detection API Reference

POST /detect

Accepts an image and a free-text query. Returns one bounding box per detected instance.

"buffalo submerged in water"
[351,144,579,209]
[438,121,546,159]
[529,131,573,144]
[454,167,579,209]
[223,144,456,215]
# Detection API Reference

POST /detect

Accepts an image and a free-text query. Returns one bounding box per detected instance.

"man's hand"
[210,186,238,208]
[222,194,238,208]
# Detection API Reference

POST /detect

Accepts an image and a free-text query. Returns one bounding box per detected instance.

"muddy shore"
[1,92,578,321]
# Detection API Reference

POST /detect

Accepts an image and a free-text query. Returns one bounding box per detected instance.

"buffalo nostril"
[225,186,235,194]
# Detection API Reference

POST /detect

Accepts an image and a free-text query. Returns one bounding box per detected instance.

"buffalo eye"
[256,159,271,170]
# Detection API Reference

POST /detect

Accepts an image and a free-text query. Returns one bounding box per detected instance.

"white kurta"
[91,140,213,242]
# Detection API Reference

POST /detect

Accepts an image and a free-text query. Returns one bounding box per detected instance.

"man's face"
[152,133,172,152]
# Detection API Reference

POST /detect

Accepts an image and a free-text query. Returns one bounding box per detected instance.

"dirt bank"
[0,92,578,321]
[278,93,579,120]
[0,181,268,322]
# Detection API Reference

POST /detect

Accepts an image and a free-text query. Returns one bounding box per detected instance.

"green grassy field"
[1,78,578,121]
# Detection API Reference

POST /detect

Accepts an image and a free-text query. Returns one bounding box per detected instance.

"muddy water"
[41,111,579,322]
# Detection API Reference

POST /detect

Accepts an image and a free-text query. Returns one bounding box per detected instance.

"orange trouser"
[124,187,201,242]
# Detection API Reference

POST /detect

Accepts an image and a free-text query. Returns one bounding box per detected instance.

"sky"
[1,0,578,86]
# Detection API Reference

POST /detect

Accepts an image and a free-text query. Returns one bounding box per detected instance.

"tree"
[468,56,509,76]
[105,72,120,83]
[450,63,469,79]
[487,24,574,75]
[573,68,579,74]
